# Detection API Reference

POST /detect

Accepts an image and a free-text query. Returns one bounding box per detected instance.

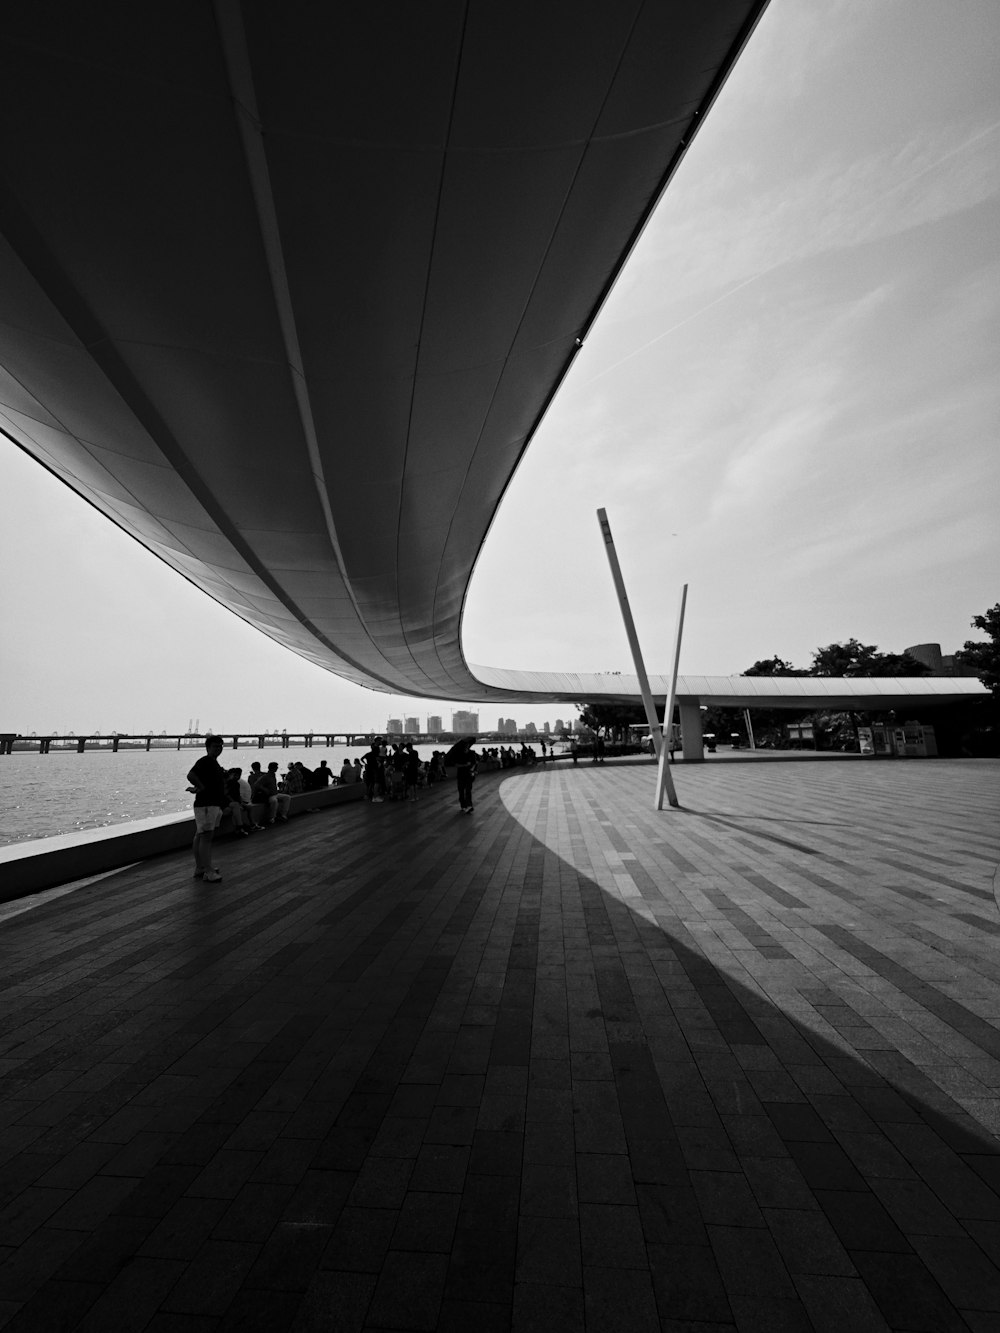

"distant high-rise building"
[554,718,566,733]
[904,642,961,676]
[426,715,443,734]
[404,716,419,734]
[525,722,537,736]
[497,717,505,733]
[386,718,403,734]
[543,722,551,734]
[500,717,517,736]
[452,710,478,734]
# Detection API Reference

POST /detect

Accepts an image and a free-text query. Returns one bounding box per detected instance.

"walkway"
[1,759,999,1331]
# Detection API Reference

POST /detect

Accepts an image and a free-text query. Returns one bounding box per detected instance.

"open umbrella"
[442,736,477,766]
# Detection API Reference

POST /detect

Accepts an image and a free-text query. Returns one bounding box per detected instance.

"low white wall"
[0,782,367,903]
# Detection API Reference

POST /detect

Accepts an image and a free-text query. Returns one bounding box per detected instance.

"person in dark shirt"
[252,762,292,823]
[456,743,479,814]
[362,744,383,802]
[186,735,227,882]
[403,743,420,802]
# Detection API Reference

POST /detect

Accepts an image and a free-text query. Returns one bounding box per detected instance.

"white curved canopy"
[470,667,989,709]
[0,1,767,701]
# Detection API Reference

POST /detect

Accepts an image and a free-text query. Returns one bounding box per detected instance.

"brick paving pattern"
[1,756,998,1330]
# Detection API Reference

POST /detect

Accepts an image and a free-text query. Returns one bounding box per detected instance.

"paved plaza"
[1,757,999,1331]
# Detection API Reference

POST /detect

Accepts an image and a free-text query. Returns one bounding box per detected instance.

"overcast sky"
[2,0,998,736]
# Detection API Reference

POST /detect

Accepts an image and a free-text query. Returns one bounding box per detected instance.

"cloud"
[709,401,834,522]
[595,121,1000,382]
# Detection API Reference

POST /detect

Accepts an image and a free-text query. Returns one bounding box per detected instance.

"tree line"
[578,603,999,756]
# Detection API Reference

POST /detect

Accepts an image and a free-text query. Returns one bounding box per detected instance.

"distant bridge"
[0,730,531,755]
[2,732,382,755]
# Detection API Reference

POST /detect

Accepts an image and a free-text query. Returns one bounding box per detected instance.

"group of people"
[483,743,542,769]
[356,740,448,803]
[186,741,334,881]
[187,733,504,880]
[352,738,485,814]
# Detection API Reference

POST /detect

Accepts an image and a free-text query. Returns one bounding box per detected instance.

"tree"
[866,651,932,677]
[701,704,746,745]
[806,640,931,750]
[577,702,644,741]
[810,639,881,676]
[739,658,809,744]
[809,639,930,677]
[743,657,803,676]
[956,603,1000,696]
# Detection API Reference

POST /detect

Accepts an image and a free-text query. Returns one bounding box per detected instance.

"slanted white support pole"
[654,583,688,810]
[744,708,756,750]
[596,509,665,761]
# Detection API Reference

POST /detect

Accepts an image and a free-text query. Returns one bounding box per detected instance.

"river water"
[0,742,463,846]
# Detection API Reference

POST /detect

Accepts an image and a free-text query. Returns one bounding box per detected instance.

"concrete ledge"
[0,781,367,903]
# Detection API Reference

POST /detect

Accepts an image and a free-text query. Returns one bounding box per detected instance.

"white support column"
[654,583,688,810]
[596,509,664,759]
[744,708,756,751]
[679,702,704,761]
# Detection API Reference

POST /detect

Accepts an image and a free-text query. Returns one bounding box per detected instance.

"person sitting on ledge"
[224,767,252,837]
[313,759,333,788]
[237,768,264,829]
[252,761,292,824]
[339,756,355,785]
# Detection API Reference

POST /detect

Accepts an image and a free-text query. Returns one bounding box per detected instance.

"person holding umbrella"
[444,736,479,814]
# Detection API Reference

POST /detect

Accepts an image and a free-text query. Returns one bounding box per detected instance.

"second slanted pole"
[654,582,688,811]
[596,508,679,809]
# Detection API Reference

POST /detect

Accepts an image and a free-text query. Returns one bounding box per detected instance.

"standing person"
[186,735,226,882]
[455,741,479,814]
[362,743,383,802]
[403,742,420,802]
